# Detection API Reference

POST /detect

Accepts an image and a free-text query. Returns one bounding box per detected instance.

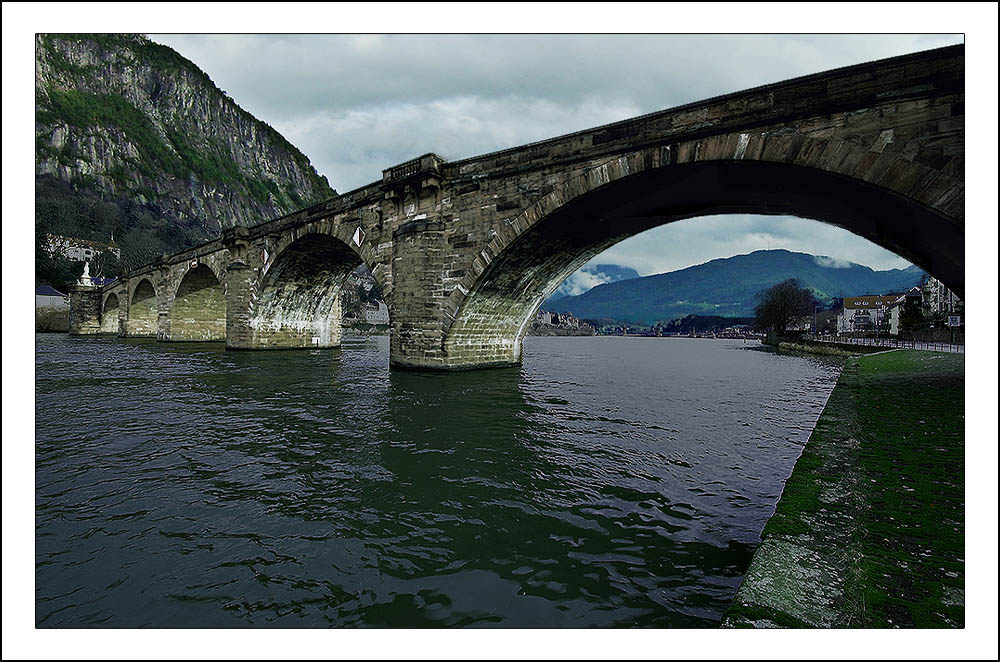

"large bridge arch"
[438,152,962,368]
[168,263,226,341]
[244,226,372,349]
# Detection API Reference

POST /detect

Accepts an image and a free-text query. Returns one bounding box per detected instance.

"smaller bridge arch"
[100,292,120,334]
[264,219,388,295]
[168,263,226,341]
[127,278,158,337]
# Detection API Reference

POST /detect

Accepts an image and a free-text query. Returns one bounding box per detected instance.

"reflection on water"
[35,333,842,627]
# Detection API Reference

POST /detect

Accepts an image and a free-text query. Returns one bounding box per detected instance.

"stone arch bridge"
[69,45,964,370]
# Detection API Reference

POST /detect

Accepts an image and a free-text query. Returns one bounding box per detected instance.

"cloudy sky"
[150,33,963,276]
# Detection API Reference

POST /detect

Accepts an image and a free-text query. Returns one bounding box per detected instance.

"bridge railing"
[388,158,421,181]
[383,153,445,184]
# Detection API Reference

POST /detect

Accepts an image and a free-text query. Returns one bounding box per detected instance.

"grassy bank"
[723,350,964,628]
[36,309,69,333]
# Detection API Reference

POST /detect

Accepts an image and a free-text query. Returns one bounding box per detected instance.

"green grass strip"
[724,350,964,628]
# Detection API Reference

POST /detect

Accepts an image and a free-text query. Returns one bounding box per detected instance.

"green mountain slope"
[547,250,925,325]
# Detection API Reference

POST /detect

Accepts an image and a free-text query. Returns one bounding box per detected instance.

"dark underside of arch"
[250,234,364,348]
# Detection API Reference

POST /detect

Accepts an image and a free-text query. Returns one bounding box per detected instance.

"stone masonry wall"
[67,285,102,335]
[126,278,158,337]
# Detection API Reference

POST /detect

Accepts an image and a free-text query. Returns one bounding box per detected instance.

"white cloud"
[553,269,617,298]
[813,255,854,269]
[275,95,641,192]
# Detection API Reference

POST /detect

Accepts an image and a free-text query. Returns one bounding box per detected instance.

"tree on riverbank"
[754,279,816,337]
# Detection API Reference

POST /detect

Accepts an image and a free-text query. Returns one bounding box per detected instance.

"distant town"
[528,274,962,344]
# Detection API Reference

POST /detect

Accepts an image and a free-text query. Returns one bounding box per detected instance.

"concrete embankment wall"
[777,339,887,356]
[764,333,886,357]
[723,350,964,628]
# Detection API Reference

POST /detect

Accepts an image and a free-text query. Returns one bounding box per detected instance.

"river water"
[35,333,842,627]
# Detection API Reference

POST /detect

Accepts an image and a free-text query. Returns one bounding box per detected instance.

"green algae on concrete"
[723,349,964,628]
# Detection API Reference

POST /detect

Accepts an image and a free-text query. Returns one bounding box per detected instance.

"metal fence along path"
[813,336,965,354]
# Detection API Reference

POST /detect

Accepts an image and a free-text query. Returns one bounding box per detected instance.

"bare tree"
[754,278,816,337]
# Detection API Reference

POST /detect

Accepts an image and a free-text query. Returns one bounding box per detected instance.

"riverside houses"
[887,287,924,336]
[35,284,68,310]
[46,234,121,261]
[837,295,897,335]
[922,275,963,316]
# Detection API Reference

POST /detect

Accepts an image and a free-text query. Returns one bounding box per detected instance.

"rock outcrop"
[35,33,335,260]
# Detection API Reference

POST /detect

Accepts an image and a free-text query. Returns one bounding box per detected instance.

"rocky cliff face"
[35,34,335,255]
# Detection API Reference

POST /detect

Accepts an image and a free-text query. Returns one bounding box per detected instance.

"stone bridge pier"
[69,45,964,371]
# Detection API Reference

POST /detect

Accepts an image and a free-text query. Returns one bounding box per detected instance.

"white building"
[922,276,962,316]
[535,310,583,328]
[787,316,813,332]
[364,301,390,324]
[35,285,68,310]
[837,295,896,335]
[47,234,121,261]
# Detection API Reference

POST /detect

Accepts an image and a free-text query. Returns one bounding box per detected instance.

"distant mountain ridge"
[547,250,925,325]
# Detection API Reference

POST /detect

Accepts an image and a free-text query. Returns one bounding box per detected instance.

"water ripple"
[35,334,841,627]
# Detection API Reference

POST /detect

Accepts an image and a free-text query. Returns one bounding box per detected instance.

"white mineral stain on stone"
[871,129,895,153]
[729,538,846,628]
[734,133,751,160]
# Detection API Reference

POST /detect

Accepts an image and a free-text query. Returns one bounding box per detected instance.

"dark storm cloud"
[149,33,962,273]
